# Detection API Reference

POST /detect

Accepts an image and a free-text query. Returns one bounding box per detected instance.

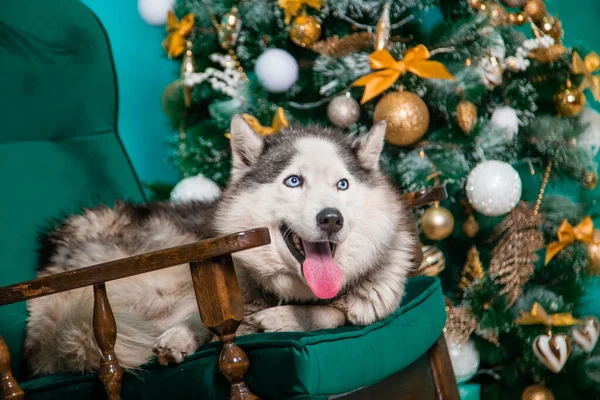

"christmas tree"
[160,0,600,398]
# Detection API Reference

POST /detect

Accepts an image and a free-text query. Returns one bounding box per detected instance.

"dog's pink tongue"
[302,241,343,299]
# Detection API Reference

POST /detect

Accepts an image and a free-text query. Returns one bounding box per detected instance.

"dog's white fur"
[25,118,418,375]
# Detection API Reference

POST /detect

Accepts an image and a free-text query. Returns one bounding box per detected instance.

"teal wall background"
[81,0,179,185]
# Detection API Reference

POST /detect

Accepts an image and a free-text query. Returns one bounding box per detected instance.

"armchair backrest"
[0,0,145,376]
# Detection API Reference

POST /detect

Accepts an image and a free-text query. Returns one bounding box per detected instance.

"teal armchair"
[0,0,457,399]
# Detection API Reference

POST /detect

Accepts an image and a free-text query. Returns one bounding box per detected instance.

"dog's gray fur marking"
[25,117,418,375]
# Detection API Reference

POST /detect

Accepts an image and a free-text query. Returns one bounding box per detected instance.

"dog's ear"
[355,121,386,170]
[229,115,264,179]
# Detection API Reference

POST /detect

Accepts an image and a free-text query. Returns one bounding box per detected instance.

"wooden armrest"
[399,185,448,208]
[0,228,270,306]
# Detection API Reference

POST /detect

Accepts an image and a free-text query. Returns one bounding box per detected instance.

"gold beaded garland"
[374,91,430,146]
[290,15,322,48]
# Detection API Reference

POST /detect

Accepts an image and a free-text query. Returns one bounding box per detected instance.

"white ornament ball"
[466,160,522,217]
[327,94,361,128]
[578,107,600,159]
[448,339,480,383]
[138,0,175,26]
[170,174,222,203]
[255,49,299,93]
[490,106,520,140]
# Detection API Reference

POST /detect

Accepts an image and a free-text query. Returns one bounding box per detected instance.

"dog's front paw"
[246,305,345,332]
[153,325,200,365]
[338,290,398,326]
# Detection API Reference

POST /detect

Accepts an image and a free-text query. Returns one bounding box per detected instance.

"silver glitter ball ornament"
[327,95,361,128]
[466,160,522,217]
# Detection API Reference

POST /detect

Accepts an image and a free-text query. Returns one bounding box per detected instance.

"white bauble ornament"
[448,339,480,383]
[578,108,600,159]
[171,174,222,203]
[138,0,175,26]
[466,160,522,217]
[490,106,520,140]
[255,49,299,93]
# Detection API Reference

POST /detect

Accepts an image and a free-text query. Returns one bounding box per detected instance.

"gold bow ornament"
[545,216,594,265]
[352,45,455,104]
[226,107,289,139]
[278,0,322,24]
[163,11,195,58]
[572,51,600,101]
[514,302,581,327]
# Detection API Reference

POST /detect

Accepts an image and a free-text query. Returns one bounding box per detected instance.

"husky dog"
[25,117,420,375]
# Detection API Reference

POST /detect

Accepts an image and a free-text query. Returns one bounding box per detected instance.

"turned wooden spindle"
[190,255,259,400]
[93,283,123,400]
[0,336,23,400]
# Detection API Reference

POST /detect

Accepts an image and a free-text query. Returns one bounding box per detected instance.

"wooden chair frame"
[0,186,459,400]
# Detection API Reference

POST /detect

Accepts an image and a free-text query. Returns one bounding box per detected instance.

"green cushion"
[0,0,145,376]
[19,276,445,400]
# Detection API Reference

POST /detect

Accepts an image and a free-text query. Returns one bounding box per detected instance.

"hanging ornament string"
[572,51,600,101]
[545,216,595,265]
[352,46,455,103]
[163,12,195,58]
[515,302,581,327]
[533,161,552,217]
[279,0,322,24]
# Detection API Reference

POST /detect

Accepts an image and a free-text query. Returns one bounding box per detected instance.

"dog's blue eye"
[284,175,303,188]
[337,179,349,190]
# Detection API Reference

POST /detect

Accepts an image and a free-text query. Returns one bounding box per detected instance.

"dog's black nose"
[317,208,344,234]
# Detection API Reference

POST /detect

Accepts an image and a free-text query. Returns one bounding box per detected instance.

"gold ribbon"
[352,45,455,104]
[278,0,322,24]
[163,11,195,58]
[514,302,580,327]
[545,216,594,265]
[572,51,600,101]
[226,108,289,138]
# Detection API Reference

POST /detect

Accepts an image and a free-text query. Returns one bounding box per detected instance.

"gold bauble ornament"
[374,91,430,146]
[522,385,555,400]
[587,230,600,275]
[501,0,527,7]
[523,0,547,22]
[456,100,478,134]
[555,85,586,117]
[468,0,483,10]
[539,15,563,43]
[416,245,446,276]
[290,15,322,48]
[162,80,187,122]
[488,3,509,26]
[421,204,455,240]
[581,170,598,190]
[463,215,480,238]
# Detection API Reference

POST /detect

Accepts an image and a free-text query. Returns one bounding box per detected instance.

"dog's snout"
[317,208,344,234]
